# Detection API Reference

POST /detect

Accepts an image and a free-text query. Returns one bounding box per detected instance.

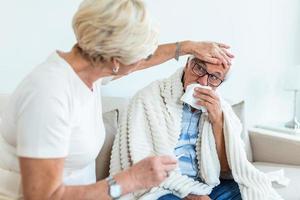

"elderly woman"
[0,0,233,199]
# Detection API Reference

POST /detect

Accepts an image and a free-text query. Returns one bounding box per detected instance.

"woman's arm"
[112,41,234,81]
[19,156,177,200]
[139,40,234,70]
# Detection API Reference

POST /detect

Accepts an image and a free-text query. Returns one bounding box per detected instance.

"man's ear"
[184,57,190,72]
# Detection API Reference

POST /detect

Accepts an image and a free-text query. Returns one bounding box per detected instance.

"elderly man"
[110,57,282,200]
[157,57,240,200]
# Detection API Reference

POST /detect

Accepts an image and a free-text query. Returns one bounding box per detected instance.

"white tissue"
[180,83,212,112]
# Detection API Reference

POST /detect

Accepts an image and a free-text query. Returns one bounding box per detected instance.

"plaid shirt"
[174,103,202,179]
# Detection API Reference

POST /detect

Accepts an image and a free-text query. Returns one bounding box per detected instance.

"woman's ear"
[111,58,121,74]
[111,58,120,68]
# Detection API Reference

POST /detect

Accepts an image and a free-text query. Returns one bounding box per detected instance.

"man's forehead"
[190,58,227,74]
[205,62,225,71]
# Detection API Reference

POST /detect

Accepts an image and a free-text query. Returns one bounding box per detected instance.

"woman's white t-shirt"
[0,52,105,186]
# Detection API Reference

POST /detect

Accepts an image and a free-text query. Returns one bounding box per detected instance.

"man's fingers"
[197,99,213,108]
[193,89,215,100]
[163,164,178,172]
[197,99,210,109]
[194,88,219,100]
[194,93,216,105]
[159,155,177,165]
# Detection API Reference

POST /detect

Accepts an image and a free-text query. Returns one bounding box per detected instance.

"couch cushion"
[253,162,300,200]
[230,101,252,161]
[95,97,129,180]
[96,109,119,181]
[101,96,129,113]
[231,101,245,137]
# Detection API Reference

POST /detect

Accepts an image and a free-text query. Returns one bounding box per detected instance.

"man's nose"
[196,75,208,86]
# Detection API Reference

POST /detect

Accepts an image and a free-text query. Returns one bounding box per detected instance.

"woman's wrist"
[180,40,193,56]
[113,168,139,195]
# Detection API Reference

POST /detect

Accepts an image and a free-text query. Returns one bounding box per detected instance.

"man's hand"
[193,87,230,172]
[184,194,211,200]
[193,87,223,126]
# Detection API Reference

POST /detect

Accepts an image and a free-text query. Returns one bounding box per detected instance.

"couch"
[1,94,300,200]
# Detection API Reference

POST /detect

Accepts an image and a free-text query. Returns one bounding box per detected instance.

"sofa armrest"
[249,128,300,165]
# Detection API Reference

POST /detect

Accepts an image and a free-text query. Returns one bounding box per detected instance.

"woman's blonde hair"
[72,0,159,65]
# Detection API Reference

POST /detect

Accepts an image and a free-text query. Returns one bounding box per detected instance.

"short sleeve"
[16,90,71,158]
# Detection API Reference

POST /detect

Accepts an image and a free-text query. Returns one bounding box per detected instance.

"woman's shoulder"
[32,52,75,89]
[22,52,78,93]
[9,53,75,112]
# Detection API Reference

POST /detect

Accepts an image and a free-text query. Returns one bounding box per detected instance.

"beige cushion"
[230,101,246,138]
[101,97,129,113]
[96,110,119,181]
[95,97,129,180]
[253,162,300,200]
[230,101,253,161]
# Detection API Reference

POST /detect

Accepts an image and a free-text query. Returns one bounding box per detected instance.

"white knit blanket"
[110,68,285,200]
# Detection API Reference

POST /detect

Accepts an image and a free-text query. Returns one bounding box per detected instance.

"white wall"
[0,0,81,92]
[0,0,299,126]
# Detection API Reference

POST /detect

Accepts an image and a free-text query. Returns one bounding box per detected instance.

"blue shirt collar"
[183,103,202,114]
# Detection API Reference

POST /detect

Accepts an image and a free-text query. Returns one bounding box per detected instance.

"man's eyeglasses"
[191,58,224,87]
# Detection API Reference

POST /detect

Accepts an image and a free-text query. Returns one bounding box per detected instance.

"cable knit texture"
[110,68,283,200]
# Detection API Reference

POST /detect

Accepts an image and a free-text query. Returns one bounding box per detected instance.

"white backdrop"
[0,0,299,126]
